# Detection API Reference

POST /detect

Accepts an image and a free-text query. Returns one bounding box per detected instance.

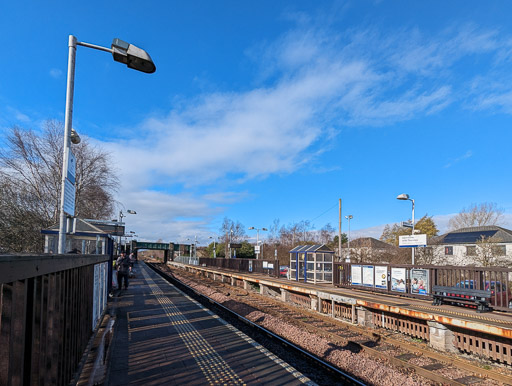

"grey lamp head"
[70,128,81,144]
[111,38,156,74]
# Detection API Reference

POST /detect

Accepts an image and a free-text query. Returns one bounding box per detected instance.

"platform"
[171,261,512,335]
[105,262,314,385]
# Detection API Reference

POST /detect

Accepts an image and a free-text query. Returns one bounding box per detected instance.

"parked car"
[455,280,512,308]
[279,266,289,278]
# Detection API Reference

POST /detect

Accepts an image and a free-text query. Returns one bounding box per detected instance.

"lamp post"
[57,35,155,254]
[209,236,217,258]
[248,227,268,259]
[344,215,353,263]
[397,193,415,265]
[118,209,136,253]
[229,228,233,258]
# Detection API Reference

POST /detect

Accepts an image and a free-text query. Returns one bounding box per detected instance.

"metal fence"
[198,258,280,278]
[333,262,512,311]
[0,254,110,385]
[174,256,199,265]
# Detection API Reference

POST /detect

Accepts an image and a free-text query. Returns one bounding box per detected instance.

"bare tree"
[0,121,118,253]
[448,202,504,230]
[319,223,336,245]
[473,236,510,267]
[219,217,246,257]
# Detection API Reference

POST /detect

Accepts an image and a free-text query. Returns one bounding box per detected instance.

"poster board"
[411,268,429,295]
[351,265,362,285]
[362,265,374,287]
[374,266,388,289]
[391,267,407,293]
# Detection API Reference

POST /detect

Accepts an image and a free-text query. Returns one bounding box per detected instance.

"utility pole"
[338,198,342,261]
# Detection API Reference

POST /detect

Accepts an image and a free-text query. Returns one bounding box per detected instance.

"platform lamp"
[397,193,415,265]
[118,210,136,253]
[344,215,353,263]
[248,227,268,259]
[57,35,155,254]
[209,236,217,258]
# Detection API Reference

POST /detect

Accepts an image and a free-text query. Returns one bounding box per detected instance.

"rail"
[0,254,110,385]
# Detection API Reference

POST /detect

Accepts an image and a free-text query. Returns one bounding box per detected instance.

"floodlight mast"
[57,35,155,254]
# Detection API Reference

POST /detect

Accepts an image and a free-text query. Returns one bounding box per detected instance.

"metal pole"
[229,228,233,258]
[256,229,260,259]
[118,210,123,253]
[347,218,351,262]
[213,239,216,258]
[58,35,77,254]
[411,199,415,265]
[338,199,342,261]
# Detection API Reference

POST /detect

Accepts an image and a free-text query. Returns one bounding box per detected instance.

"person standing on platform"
[116,252,131,290]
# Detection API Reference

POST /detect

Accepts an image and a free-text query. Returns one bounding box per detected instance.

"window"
[466,246,476,256]
[444,246,453,255]
[496,245,506,256]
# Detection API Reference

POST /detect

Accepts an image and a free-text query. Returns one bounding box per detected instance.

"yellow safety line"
[142,268,246,385]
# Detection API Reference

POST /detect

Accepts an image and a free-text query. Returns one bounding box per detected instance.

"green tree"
[380,214,439,246]
[330,233,348,250]
[415,214,439,237]
[236,241,256,259]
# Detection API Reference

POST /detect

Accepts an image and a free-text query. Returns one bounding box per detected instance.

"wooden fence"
[0,254,110,386]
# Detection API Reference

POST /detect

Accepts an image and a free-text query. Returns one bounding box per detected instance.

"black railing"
[333,262,512,311]
[198,258,280,278]
[0,254,110,385]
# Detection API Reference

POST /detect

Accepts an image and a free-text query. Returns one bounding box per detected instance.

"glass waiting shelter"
[289,244,334,284]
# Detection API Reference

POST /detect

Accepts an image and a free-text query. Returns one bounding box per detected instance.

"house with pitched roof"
[433,226,512,266]
[342,237,398,263]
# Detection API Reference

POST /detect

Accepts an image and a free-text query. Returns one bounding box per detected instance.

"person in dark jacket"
[116,252,131,290]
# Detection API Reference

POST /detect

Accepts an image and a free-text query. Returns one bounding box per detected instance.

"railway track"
[146,262,365,385]
[150,262,512,385]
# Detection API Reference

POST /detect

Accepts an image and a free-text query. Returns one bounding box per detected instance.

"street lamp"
[345,215,353,263]
[397,193,415,265]
[57,35,155,254]
[209,236,217,258]
[248,227,268,259]
[229,228,233,258]
[118,209,136,253]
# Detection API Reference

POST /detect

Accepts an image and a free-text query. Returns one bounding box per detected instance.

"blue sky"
[2,1,512,245]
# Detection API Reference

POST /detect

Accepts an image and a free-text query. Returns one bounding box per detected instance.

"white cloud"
[96,21,512,241]
[116,190,222,242]
[7,106,30,123]
[49,68,63,79]
[444,150,473,168]
[103,28,464,191]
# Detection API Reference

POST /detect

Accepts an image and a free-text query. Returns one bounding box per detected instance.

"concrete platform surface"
[105,262,314,385]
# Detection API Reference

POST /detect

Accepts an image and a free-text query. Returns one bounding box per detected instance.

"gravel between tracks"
[166,267,431,386]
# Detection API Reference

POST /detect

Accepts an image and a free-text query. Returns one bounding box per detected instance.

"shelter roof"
[289,244,333,253]
[41,218,121,236]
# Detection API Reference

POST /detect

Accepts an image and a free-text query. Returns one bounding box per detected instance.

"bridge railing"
[0,254,110,385]
[198,258,280,278]
[333,262,512,311]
